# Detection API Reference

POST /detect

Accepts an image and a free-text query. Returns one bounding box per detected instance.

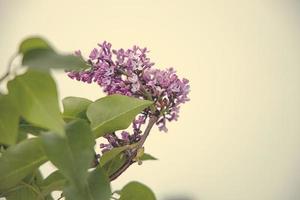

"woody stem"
[109,115,158,181]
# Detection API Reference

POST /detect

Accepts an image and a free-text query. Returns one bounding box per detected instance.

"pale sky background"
[1,0,300,200]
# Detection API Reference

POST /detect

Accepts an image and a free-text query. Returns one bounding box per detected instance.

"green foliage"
[20,36,89,71]
[5,186,39,200]
[0,36,158,200]
[100,145,130,167]
[0,95,19,145]
[87,94,153,138]
[41,120,95,188]
[16,129,28,142]
[140,153,158,161]
[23,49,90,71]
[62,96,92,120]
[103,153,127,177]
[19,37,53,55]
[41,119,113,199]
[39,171,66,195]
[19,119,46,136]
[64,167,111,200]
[85,167,111,200]
[7,70,65,136]
[4,170,51,200]
[119,181,156,200]
[0,138,47,190]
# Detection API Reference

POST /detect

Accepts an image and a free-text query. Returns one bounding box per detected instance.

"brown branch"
[109,115,158,181]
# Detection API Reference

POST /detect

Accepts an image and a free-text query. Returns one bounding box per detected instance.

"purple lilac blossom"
[67,41,190,153]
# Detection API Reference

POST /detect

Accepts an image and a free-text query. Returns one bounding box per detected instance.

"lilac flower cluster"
[67,41,190,153]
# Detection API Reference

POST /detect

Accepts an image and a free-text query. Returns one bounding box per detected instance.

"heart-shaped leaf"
[7,70,65,136]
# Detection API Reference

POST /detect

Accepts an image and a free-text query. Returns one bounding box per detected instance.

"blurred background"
[1,0,300,199]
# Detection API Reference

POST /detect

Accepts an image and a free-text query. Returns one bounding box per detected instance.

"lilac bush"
[67,41,190,153]
[0,37,191,199]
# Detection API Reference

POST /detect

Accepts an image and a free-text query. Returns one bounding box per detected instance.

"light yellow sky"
[1,0,300,199]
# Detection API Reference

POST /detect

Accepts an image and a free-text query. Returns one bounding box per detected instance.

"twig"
[0,53,18,84]
[109,115,158,181]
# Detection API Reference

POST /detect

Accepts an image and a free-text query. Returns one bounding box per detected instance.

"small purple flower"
[75,50,82,57]
[131,82,140,93]
[157,118,168,132]
[104,66,114,76]
[99,143,113,153]
[128,74,138,83]
[121,131,130,142]
[133,115,146,130]
[89,48,101,60]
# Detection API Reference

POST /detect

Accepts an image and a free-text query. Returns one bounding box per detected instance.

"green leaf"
[42,120,106,200]
[85,167,111,200]
[31,169,44,186]
[5,185,38,200]
[22,49,89,71]
[17,129,28,142]
[19,37,53,55]
[64,167,111,200]
[45,195,55,200]
[62,97,92,120]
[100,146,129,167]
[40,171,66,195]
[19,123,46,136]
[140,153,158,161]
[103,153,127,177]
[41,120,95,188]
[87,94,153,138]
[120,181,156,200]
[19,36,89,71]
[0,138,47,190]
[7,70,65,136]
[19,118,47,136]
[0,95,19,145]
[4,170,47,200]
